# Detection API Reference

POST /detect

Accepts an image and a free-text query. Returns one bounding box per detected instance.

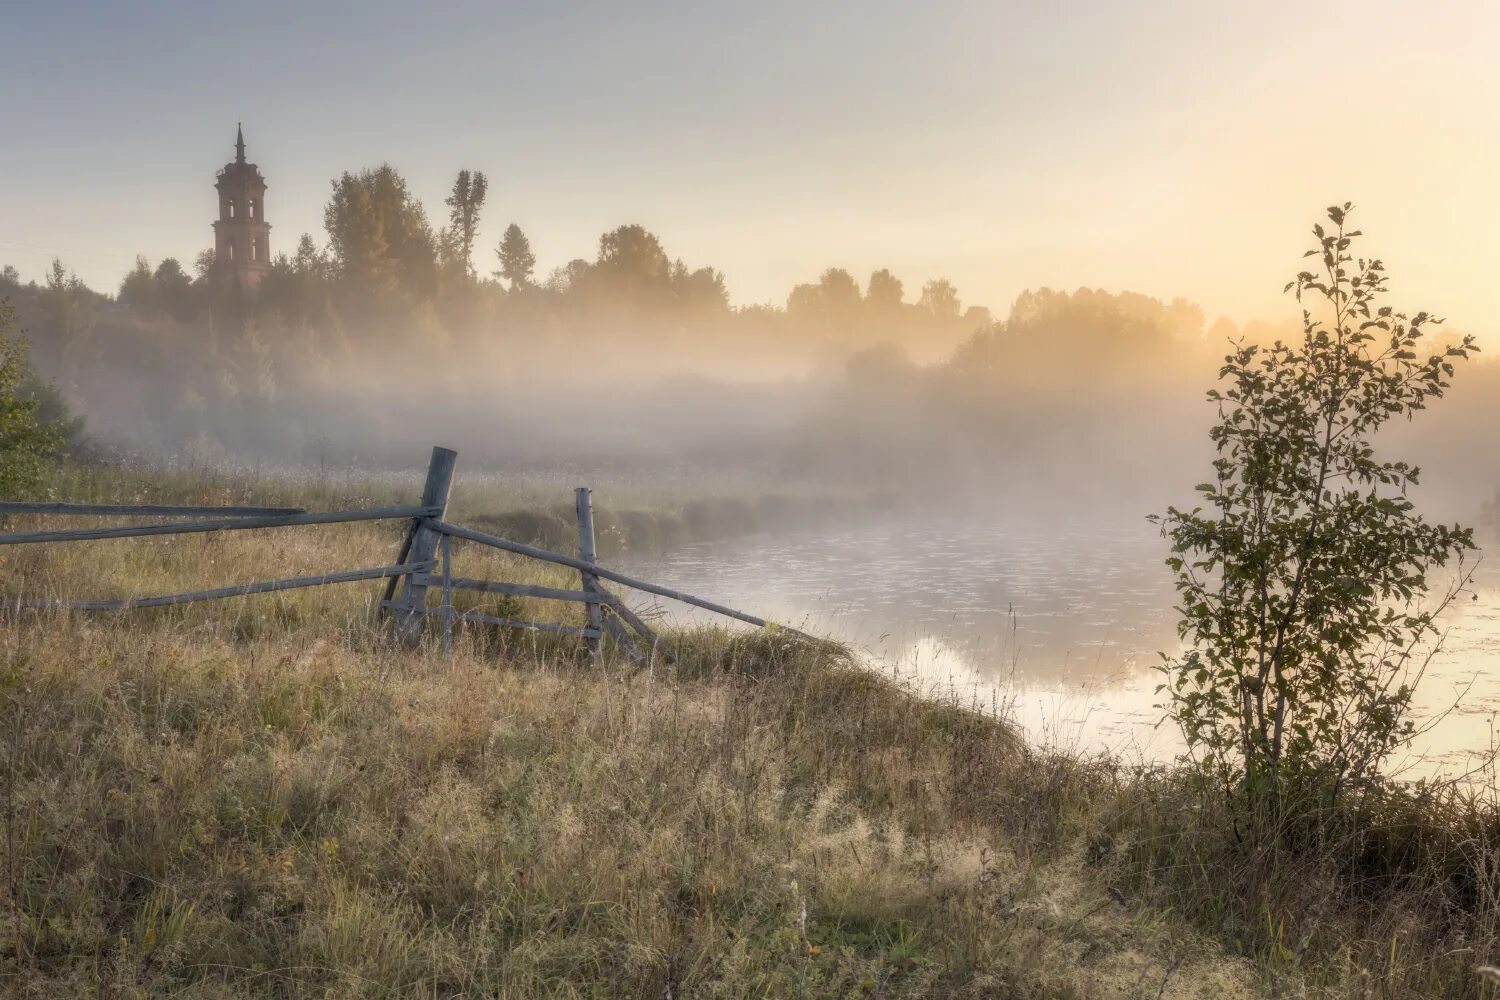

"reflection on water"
[623,516,1500,783]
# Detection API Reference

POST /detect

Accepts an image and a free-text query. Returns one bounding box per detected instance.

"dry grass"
[7,464,1500,997]
[0,617,1251,998]
[0,477,1254,997]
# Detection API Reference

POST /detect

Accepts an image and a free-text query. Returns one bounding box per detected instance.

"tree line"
[6,162,988,354]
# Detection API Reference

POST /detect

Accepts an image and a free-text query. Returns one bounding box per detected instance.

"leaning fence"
[0,445,805,661]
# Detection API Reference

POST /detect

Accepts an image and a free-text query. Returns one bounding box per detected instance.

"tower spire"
[214,124,270,293]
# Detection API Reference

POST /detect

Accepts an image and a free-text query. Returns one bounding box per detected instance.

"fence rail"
[0,445,807,661]
[0,506,439,547]
[429,520,780,631]
[0,502,307,517]
[16,562,434,611]
[378,601,603,639]
[408,575,617,605]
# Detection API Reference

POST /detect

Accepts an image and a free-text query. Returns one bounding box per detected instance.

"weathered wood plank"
[600,587,663,648]
[441,533,454,654]
[0,502,307,517]
[380,522,417,606]
[432,520,790,632]
[576,488,604,656]
[393,447,458,645]
[409,575,617,604]
[381,601,600,638]
[0,506,439,546]
[13,561,435,611]
[599,600,644,661]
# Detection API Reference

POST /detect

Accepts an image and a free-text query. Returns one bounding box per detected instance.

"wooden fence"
[0,446,804,661]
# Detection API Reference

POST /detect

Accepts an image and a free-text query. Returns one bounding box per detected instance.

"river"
[623,515,1500,785]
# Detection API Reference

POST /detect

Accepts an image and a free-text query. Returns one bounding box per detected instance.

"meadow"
[1,463,1499,998]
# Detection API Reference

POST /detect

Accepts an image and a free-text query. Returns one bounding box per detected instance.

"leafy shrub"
[1153,205,1476,817]
[0,296,64,493]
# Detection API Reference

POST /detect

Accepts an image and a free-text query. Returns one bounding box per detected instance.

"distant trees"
[578,224,688,313]
[257,234,332,325]
[86,145,995,355]
[194,249,217,281]
[84,154,993,437]
[46,258,93,378]
[118,256,196,320]
[671,263,730,315]
[546,258,591,295]
[291,235,327,279]
[595,224,671,290]
[324,165,438,296]
[952,287,1189,387]
[0,297,63,492]
[494,223,536,291]
[784,267,974,341]
[918,279,960,320]
[788,268,863,333]
[94,150,989,345]
[443,169,488,280]
[154,258,193,317]
[866,269,904,313]
[119,256,154,309]
[817,268,863,318]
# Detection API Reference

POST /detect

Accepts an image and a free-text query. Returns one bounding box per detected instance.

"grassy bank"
[1,627,1262,999]
[2,466,1499,997]
[0,476,1246,998]
[0,585,1246,996]
[35,458,896,559]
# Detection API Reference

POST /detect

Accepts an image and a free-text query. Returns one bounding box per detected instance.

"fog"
[4,231,1497,532]
[9,199,1500,768]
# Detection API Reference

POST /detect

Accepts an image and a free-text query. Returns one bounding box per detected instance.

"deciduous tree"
[0,298,61,493]
[867,268,904,313]
[788,268,863,332]
[918,278,960,320]
[1154,205,1477,814]
[324,165,438,296]
[119,255,154,310]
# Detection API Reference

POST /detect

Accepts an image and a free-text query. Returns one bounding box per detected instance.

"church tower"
[212,124,271,291]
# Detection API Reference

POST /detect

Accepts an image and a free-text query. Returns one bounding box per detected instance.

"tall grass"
[0,468,1249,997]
[34,456,896,559]
[2,464,1498,996]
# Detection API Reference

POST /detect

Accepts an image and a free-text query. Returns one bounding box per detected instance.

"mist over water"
[623,511,1500,782]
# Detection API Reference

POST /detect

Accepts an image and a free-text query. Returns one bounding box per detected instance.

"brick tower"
[212,124,271,292]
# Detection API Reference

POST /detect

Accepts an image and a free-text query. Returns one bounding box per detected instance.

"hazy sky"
[3,0,1497,331]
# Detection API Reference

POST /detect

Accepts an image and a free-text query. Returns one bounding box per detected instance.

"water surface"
[623,515,1500,783]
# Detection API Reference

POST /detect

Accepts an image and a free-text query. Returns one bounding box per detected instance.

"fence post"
[441,532,454,654]
[394,446,457,645]
[575,486,603,657]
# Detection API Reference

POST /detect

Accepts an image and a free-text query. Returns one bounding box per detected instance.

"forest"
[0,163,1283,511]
[6,169,1499,530]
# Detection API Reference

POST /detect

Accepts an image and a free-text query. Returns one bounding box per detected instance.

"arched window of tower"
[251,238,260,262]
[229,198,237,220]
[226,239,235,262]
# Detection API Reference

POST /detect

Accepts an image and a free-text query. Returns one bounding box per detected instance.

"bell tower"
[212,123,271,291]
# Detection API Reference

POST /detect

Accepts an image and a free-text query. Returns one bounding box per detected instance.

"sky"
[2,0,1498,331]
